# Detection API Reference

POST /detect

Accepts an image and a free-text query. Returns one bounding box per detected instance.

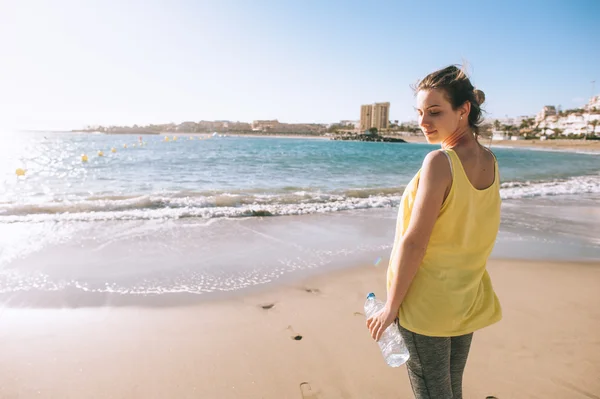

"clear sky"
[0,0,598,130]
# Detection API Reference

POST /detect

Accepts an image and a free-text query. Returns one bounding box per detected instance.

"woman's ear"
[460,101,471,120]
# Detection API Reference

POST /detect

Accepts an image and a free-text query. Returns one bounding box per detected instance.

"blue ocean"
[1,132,599,304]
[2,132,600,221]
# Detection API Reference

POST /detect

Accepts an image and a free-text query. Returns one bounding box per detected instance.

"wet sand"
[1,258,599,398]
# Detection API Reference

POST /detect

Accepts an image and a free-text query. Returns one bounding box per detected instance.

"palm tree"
[527,117,535,128]
[493,120,501,132]
[519,118,532,136]
[502,124,515,138]
[520,119,529,130]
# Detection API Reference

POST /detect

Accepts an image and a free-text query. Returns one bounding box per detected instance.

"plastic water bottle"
[364,293,410,367]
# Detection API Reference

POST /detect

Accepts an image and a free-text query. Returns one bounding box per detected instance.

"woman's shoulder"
[421,150,453,182]
[479,144,498,163]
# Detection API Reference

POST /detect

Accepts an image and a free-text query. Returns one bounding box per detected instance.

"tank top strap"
[440,150,454,177]
[444,148,499,188]
[442,149,460,181]
[481,146,500,185]
[481,145,497,160]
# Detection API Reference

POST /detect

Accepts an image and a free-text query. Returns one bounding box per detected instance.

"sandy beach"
[401,135,600,153]
[486,139,600,153]
[2,133,599,398]
[1,258,599,399]
[180,133,600,153]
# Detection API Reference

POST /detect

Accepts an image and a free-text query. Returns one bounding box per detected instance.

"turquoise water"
[2,132,599,221]
[1,132,598,304]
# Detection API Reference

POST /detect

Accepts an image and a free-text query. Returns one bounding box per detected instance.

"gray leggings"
[399,324,473,399]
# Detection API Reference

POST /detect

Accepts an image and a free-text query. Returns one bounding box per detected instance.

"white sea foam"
[0,195,400,222]
[500,174,600,199]
[0,174,598,222]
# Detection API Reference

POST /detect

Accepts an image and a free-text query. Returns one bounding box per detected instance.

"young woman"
[367,65,502,399]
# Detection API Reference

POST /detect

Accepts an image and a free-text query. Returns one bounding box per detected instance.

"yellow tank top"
[387,148,502,337]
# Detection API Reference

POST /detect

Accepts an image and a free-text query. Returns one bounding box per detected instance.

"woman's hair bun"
[473,89,485,105]
[415,65,486,134]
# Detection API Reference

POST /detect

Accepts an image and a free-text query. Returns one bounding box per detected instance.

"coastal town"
[78,95,600,142]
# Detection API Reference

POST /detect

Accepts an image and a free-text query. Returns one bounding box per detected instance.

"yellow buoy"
[173,136,178,141]
[123,144,127,149]
[111,148,117,153]
[164,136,170,142]
[98,151,104,157]
[81,154,88,162]
[15,168,26,176]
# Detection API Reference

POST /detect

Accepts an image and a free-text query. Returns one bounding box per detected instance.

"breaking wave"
[1,174,599,222]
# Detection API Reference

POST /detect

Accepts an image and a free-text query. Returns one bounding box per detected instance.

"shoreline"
[2,256,600,310]
[403,134,600,153]
[486,139,600,154]
[31,131,600,153]
[2,198,599,309]
[1,258,598,398]
[208,134,600,154]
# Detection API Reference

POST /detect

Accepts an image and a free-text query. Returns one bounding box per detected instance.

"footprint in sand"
[300,382,318,398]
[260,303,275,310]
[287,325,303,341]
[304,288,321,294]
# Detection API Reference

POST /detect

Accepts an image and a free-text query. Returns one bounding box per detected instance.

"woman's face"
[416,89,465,144]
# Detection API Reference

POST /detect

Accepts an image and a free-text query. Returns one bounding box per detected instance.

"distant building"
[339,120,359,128]
[252,120,279,131]
[491,130,507,141]
[214,120,229,128]
[371,102,390,130]
[176,121,197,132]
[360,102,390,131]
[493,116,529,127]
[536,112,600,136]
[585,95,600,111]
[250,120,326,134]
[402,120,419,128]
[535,106,557,123]
[360,105,372,131]
[278,123,326,134]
